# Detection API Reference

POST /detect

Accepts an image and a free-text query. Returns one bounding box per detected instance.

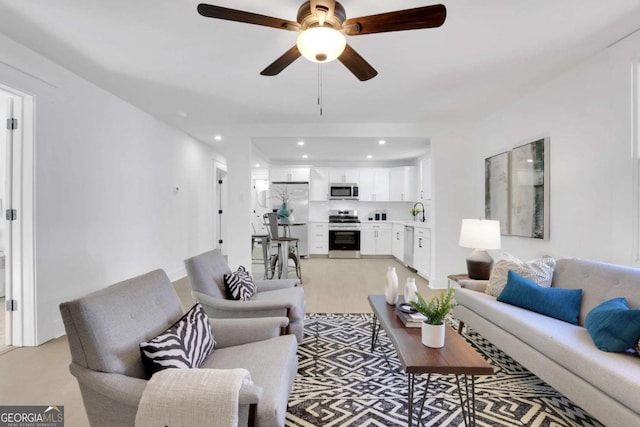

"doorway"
[0,83,36,349]
[0,90,9,352]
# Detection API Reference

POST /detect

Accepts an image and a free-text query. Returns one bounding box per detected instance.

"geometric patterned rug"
[286,313,604,427]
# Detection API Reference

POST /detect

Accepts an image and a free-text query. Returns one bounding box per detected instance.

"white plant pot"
[421,322,445,348]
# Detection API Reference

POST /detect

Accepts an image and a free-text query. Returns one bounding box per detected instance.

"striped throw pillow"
[486,253,556,297]
[224,265,256,301]
[140,303,215,377]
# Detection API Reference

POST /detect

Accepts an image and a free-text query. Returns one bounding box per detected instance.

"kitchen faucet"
[413,202,426,223]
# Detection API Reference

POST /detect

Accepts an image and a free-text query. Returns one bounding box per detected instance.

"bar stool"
[264,213,302,282]
[251,233,270,279]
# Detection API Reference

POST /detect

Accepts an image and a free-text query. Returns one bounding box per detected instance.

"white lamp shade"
[296,27,346,63]
[459,219,501,250]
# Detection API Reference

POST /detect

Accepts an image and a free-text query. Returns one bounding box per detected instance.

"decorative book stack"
[396,305,426,328]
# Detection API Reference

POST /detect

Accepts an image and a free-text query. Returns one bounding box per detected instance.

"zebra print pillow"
[139,303,215,377]
[224,265,256,301]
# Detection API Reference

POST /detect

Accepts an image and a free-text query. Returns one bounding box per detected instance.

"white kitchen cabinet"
[359,168,390,202]
[417,156,432,200]
[310,167,329,201]
[329,168,360,184]
[270,167,310,182]
[413,227,431,278]
[361,222,392,255]
[309,222,328,255]
[391,223,405,261]
[390,166,417,202]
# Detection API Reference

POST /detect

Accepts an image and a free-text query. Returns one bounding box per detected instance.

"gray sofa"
[453,258,640,427]
[185,249,306,343]
[60,269,298,427]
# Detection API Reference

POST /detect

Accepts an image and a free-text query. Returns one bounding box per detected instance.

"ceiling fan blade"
[197,3,301,32]
[260,45,302,76]
[338,44,378,81]
[311,0,336,26]
[343,4,446,36]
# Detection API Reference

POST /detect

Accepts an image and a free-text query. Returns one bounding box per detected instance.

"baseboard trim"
[428,277,448,289]
[168,267,187,282]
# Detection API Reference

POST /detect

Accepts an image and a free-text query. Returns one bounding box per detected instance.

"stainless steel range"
[328,209,361,259]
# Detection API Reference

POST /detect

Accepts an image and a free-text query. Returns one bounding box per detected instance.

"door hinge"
[6,299,17,312]
[218,210,223,215]
[6,118,17,130]
[5,209,17,221]
[218,239,223,244]
[218,179,223,185]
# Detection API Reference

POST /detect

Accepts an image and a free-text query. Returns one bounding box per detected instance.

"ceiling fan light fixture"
[296,27,346,63]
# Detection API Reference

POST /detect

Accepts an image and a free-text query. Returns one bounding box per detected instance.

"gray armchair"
[185,249,306,343]
[59,269,298,427]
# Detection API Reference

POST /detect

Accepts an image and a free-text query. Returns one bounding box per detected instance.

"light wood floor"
[0,256,437,427]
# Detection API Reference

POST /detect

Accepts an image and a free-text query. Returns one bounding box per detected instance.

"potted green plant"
[410,288,457,348]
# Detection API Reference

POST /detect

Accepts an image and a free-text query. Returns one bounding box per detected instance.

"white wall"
[429,125,477,287]
[0,34,223,344]
[464,29,640,266]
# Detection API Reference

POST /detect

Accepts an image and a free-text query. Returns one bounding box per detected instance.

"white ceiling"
[2,0,640,163]
[252,136,429,165]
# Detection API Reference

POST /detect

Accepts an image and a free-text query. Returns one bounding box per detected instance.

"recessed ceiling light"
[367,154,373,159]
[378,139,386,145]
[302,154,308,159]
[526,159,533,163]
[214,135,222,141]
[178,111,188,118]
[255,163,261,167]
[297,141,305,146]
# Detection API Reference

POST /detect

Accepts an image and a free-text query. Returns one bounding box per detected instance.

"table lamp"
[459,219,501,280]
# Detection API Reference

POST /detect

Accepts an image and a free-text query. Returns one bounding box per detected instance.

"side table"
[448,274,489,334]
[448,274,488,292]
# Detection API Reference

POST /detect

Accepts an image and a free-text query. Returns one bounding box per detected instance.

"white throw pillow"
[485,253,556,297]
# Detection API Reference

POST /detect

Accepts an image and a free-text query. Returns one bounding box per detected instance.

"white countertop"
[308,219,431,228]
[305,220,430,229]
[391,220,431,229]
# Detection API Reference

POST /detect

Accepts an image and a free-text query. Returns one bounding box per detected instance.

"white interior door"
[0,83,35,347]
[3,95,14,346]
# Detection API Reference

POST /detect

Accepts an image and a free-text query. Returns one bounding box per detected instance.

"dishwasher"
[404,225,414,267]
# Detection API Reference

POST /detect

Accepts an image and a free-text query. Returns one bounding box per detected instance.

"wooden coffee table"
[368,294,494,427]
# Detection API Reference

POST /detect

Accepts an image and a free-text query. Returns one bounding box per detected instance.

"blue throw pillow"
[497,270,582,324]
[585,298,640,352]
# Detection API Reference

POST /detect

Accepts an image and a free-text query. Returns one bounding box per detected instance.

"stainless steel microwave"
[329,183,359,200]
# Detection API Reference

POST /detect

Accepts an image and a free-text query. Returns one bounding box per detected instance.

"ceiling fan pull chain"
[318,63,323,116]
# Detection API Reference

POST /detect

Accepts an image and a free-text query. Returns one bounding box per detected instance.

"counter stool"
[251,234,270,279]
[264,213,302,282]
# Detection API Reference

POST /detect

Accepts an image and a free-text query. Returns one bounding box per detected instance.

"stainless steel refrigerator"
[271,182,309,257]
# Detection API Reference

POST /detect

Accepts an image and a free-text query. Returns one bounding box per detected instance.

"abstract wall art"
[510,138,550,239]
[485,151,510,235]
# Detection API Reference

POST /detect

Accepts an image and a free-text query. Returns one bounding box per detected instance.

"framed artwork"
[485,151,510,235]
[510,138,550,239]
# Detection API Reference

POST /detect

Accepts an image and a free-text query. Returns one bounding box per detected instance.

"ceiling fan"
[197,1,446,81]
